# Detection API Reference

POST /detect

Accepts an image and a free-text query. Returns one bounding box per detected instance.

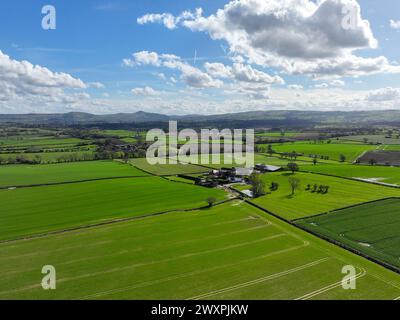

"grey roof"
[235,167,254,176]
[256,164,281,172]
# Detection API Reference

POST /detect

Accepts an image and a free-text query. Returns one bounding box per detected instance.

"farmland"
[242,172,400,220]
[0,161,148,187]
[129,158,209,175]
[296,198,400,271]
[302,163,400,186]
[340,135,400,145]
[268,142,376,162]
[1,201,399,300]
[0,176,226,241]
[1,126,400,301]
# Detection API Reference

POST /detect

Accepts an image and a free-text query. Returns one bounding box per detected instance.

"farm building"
[255,164,282,172]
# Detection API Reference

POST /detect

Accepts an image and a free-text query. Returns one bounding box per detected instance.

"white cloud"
[137,9,203,30]
[367,87,400,101]
[204,62,284,84]
[124,51,223,88]
[0,50,89,108]
[287,84,303,90]
[87,82,105,89]
[390,20,400,30]
[140,0,400,78]
[131,86,160,96]
[314,83,329,88]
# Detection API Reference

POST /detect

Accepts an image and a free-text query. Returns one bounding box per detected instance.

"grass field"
[296,198,400,271]
[0,201,399,300]
[269,142,375,162]
[0,161,148,187]
[129,158,209,175]
[0,177,226,241]
[0,137,88,147]
[0,150,96,163]
[302,163,400,186]
[244,172,400,220]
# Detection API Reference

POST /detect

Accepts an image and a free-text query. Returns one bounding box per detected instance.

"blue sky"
[0,0,400,114]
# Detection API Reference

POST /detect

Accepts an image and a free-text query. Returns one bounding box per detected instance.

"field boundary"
[244,200,400,275]
[0,198,238,245]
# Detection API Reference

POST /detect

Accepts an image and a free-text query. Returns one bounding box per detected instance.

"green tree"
[287,162,299,174]
[288,177,300,195]
[206,197,217,207]
[249,173,266,198]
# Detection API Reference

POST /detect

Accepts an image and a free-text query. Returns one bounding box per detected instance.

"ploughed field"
[1,201,399,300]
[296,198,400,271]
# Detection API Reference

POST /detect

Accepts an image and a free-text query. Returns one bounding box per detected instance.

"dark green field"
[296,198,400,270]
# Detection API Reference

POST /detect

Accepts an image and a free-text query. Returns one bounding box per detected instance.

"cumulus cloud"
[123,51,223,88]
[204,62,284,84]
[390,20,400,30]
[131,86,160,96]
[137,9,202,30]
[139,0,400,78]
[0,50,89,108]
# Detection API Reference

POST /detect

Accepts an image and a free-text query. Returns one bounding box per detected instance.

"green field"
[243,172,400,220]
[296,198,400,271]
[0,201,399,300]
[302,163,400,186]
[129,158,209,175]
[269,142,375,162]
[0,161,147,187]
[0,150,96,163]
[0,137,88,147]
[0,177,226,241]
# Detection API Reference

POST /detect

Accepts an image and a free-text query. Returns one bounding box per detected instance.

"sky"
[0,0,400,115]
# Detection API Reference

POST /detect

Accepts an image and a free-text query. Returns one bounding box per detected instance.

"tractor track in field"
[0,198,237,245]
[0,175,151,190]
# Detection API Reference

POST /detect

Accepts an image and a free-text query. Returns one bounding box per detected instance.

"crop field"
[269,142,375,162]
[340,135,400,145]
[296,198,400,271]
[357,151,400,166]
[0,150,96,163]
[0,161,148,187]
[302,163,400,185]
[0,201,399,300]
[245,172,400,220]
[0,137,88,147]
[129,158,209,175]
[0,176,226,241]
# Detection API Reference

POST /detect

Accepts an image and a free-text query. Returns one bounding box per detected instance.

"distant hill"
[0,110,400,126]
